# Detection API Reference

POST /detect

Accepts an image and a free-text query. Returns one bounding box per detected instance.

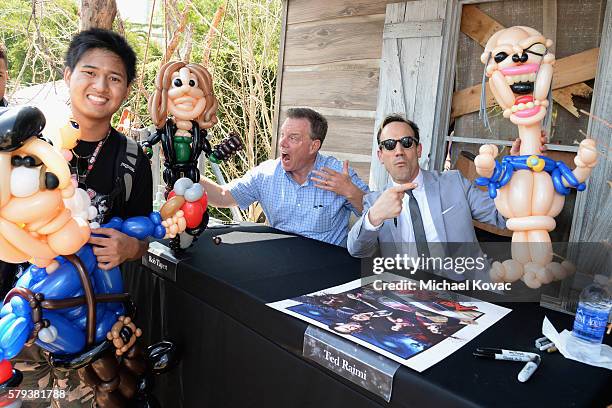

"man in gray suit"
[348,115,506,278]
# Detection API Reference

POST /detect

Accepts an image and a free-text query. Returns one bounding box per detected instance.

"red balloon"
[0,359,13,383]
[167,190,176,200]
[181,201,204,229]
[199,191,208,212]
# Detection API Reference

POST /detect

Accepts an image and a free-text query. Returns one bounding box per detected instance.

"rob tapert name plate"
[142,241,185,281]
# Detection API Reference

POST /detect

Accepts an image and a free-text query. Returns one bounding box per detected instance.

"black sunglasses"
[379,136,418,151]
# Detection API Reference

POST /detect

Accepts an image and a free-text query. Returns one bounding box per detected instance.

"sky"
[116,0,152,25]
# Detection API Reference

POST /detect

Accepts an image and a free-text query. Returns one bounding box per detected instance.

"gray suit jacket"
[348,169,505,261]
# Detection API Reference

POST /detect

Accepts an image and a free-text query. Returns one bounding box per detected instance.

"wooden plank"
[319,151,371,163]
[281,67,380,111]
[552,48,599,89]
[284,14,384,66]
[460,4,505,47]
[287,0,390,25]
[411,0,447,171]
[383,20,443,39]
[451,48,600,118]
[370,2,408,190]
[278,109,375,156]
[321,116,375,156]
[352,161,371,184]
[272,0,289,158]
[542,0,557,137]
[281,106,376,119]
[284,59,380,73]
[551,83,593,118]
[430,0,461,171]
[542,0,557,54]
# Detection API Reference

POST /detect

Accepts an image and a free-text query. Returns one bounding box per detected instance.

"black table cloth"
[122,224,612,408]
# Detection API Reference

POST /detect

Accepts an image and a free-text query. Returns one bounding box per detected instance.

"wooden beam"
[542,0,557,54]
[542,0,557,136]
[551,48,599,90]
[287,0,390,25]
[451,48,600,118]
[460,4,504,47]
[551,83,593,118]
[383,20,443,39]
[284,14,384,66]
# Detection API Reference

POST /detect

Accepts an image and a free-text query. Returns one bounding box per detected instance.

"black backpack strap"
[114,133,139,206]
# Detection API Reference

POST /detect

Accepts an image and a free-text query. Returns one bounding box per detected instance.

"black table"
[123,225,612,408]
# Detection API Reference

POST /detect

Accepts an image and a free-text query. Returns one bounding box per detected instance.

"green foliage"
[0,0,79,85]
[0,0,282,221]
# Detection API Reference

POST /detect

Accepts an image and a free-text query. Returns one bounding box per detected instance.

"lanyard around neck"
[72,129,111,185]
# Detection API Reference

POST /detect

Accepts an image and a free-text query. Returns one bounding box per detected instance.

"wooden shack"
[273,0,610,241]
[272,0,611,309]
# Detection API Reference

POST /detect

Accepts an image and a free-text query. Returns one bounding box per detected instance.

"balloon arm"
[101,213,167,241]
[143,129,163,147]
[566,139,598,185]
[568,166,593,186]
[0,298,34,360]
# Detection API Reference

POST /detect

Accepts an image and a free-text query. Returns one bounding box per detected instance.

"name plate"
[142,241,183,281]
[303,326,400,402]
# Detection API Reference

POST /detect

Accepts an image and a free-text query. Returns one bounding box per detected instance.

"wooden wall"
[275,0,400,183]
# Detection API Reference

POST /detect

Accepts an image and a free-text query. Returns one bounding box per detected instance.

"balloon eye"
[70,120,79,130]
[189,79,196,87]
[173,78,183,87]
[11,155,41,167]
[23,156,36,167]
[526,43,547,57]
[494,52,508,63]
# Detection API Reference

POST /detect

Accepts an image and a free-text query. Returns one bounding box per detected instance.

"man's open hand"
[312,160,359,199]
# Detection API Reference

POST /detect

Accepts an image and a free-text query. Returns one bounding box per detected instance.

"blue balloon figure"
[0,213,175,406]
[0,105,177,406]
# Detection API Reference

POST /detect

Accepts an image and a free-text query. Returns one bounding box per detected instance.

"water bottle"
[572,274,612,344]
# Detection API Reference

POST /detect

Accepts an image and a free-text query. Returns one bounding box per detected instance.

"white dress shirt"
[364,170,440,246]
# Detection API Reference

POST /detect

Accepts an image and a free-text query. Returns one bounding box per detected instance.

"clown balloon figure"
[474,26,598,288]
[0,106,186,407]
[142,61,243,251]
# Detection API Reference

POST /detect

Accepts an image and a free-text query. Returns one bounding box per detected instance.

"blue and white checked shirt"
[228,153,369,247]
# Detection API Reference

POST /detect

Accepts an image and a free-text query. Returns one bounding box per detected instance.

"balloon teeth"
[511,102,537,111]
[504,72,537,85]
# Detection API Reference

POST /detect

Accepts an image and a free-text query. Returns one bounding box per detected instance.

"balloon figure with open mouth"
[474,26,598,288]
[0,106,186,407]
[143,61,243,251]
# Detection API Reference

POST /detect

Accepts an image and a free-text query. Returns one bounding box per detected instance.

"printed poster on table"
[267,273,511,372]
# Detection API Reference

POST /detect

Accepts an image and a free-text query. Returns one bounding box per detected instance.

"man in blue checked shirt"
[200,107,369,247]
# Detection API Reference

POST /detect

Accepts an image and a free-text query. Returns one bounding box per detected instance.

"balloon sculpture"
[142,61,243,251]
[0,106,187,407]
[474,26,598,288]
